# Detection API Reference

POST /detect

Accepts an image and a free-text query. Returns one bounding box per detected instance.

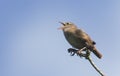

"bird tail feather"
[92,47,102,59]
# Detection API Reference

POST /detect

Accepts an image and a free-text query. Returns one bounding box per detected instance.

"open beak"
[59,22,65,25]
[58,22,65,30]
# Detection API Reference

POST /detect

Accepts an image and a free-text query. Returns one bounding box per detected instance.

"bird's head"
[58,22,77,32]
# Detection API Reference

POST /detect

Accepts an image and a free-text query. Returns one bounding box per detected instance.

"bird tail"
[92,47,102,59]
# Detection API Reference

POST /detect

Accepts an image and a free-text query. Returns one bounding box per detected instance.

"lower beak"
[58,26,64,30]
[58,22,65,30]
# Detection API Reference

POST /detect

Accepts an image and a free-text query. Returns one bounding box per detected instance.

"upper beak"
[58,22,65,30]
[59,22,65,25]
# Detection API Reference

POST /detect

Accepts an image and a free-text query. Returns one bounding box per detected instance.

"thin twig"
[87,52,105,76]
[68,47,105,76]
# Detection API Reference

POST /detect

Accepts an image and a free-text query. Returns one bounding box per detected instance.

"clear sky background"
[0,0,120,76]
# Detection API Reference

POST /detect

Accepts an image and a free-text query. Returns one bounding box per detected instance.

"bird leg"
[76,47,87,55]
[68,48,77,56]
[77,47,88,58]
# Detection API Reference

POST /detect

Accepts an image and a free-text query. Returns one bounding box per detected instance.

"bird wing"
[75,29,102,59]
[75,29,95,45]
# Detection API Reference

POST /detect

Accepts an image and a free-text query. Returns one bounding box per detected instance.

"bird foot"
[68,47,90,59]
[68,48,77,56]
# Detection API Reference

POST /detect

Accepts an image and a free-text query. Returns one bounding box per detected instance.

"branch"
[68,47,105,76]
[87,51,105,76]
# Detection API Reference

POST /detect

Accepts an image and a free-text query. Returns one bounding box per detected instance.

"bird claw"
[70,52,75,56]
[68,48,84,56]
[68,48,77,56]
[79,53,87,58]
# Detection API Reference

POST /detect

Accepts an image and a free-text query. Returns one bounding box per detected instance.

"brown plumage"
[59,22,102,59]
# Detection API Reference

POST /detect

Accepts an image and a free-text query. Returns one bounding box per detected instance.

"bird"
[59,22,102,59]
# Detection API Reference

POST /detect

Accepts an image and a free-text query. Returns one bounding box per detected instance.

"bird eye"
[66,22,69,25]
[67,22,72,25]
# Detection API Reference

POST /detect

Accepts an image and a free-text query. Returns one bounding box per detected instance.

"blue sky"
[0,0,120,76]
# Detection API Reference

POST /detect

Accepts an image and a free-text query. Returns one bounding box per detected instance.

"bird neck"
[63,26,77,33]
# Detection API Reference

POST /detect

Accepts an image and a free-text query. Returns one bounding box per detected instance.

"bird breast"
[64,31,85,49]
